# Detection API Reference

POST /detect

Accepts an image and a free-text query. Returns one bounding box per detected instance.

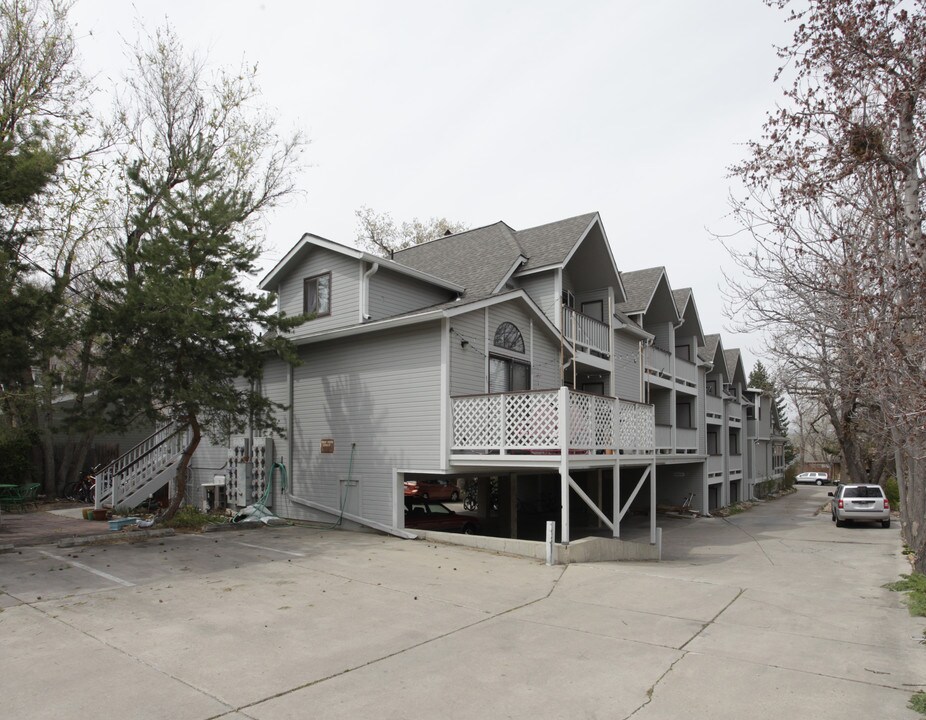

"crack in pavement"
[721,517,776,565]
[206,564,570,718]
[619,587,746,718]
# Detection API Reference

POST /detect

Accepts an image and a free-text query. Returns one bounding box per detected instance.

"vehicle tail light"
[838,499,844,509]
[884,499,890,509]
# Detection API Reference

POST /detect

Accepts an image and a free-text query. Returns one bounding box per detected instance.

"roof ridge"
[393,220,515,257]
[517,211,598,235]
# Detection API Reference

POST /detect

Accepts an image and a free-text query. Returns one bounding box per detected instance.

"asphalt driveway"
[1,486,922,719]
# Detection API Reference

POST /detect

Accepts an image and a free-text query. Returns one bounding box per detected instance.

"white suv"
[796,471,830,485]
[829,484,891,528]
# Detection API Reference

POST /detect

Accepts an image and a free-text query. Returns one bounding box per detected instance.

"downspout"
[362,262,379,321]
[284,357,412,538]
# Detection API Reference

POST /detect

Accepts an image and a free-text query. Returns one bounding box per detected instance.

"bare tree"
[354,205,467,257]
[729,0,926,570]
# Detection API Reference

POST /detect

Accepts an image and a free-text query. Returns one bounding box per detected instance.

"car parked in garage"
[403,478,461,502]
[796,471,830,485]
[829,484,891,528]
[404,498,477,534]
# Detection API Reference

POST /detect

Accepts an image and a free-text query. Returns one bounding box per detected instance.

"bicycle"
[62,472,96,504]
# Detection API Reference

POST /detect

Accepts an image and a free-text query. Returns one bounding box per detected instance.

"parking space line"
[37,550,135,588]
[232,541,306,557]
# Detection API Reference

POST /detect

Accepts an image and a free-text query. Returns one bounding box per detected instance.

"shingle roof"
[724,349,742,379]
[514,213,599,269]
[392,221,523,300]
[392,212,604,302]
[616,267,666,314]
[672,288,691,315]
[700,333,721,363]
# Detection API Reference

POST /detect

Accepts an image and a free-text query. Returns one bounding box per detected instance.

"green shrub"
[885,476,900,511]
[161,505,225,530]
[909,692,926,715]
[782,465,797,490]
[885,573,926,617]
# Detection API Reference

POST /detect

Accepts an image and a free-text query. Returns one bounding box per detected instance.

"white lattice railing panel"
[568,392,593,449]
[452,389,632,456]
[618,401,655,453]
[592,395,615,449]
[504,390,559,450]
[452,395,504,450]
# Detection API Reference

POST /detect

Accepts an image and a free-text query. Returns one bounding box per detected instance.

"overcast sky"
[70,0,796,371]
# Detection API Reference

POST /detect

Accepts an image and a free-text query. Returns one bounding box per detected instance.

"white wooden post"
[546,520,556,565]
[559,386,570,544]
[500,394,507,456]
[613,458,621,538]
[650,458,657,545]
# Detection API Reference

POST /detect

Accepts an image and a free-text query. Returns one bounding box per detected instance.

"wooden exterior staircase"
[94,422,185,510]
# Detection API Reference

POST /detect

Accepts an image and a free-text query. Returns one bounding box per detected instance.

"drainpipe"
[361,262,379,320]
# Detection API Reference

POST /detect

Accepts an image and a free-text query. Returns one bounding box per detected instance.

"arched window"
[493,321,524,353]
[489,322,530,392]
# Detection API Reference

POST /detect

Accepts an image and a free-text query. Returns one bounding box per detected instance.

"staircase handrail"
[95,421,186,508]
[104,421,182,475]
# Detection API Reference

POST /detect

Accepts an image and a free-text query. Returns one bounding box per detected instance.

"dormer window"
[304,273,331,318]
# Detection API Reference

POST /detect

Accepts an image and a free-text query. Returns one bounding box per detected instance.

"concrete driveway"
[1,486,922,719]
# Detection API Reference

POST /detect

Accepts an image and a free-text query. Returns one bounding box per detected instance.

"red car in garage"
[403,478,461,502]
[404,498,477,534]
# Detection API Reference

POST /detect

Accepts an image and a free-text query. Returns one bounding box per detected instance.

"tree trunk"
[162,416,201,521]
[893,428,926,574]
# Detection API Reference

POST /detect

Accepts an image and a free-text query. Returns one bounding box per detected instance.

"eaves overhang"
[260,234,465,295]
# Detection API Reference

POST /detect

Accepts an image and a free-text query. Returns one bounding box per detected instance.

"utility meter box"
[227,437,251,508]
[250,437,274,507]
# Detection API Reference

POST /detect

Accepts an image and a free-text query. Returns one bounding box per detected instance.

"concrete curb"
[56,528,177,548]
[414,530,660,563]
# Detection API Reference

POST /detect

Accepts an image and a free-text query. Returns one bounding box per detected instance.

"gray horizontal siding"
[368,267,452,321]
[450,311,485,395]
[613,332,642,401]
[286,322,442,527]
[651,321,673,353]
[516,272,556,325]
[276,246,360,336]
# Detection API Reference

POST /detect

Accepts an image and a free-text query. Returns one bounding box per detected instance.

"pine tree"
[96,24,303,519]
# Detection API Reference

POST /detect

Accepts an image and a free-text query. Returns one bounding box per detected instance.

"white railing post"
[559,386,570,544]
[500,393,508,456]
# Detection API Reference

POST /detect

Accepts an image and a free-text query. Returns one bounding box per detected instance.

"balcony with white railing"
[675,358,697,388]
[706,394,723,419]
[708,454,724,475]
[676,427,698,452]
[450,388,654,460]
[728,454,743,474]
[562,306,610,358]
[618,400,655,455]
[645,347,672,378]
[655,424,672,452]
